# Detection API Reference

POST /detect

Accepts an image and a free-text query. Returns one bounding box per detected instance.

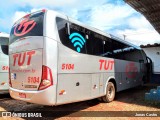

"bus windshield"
[0,37,9,55]
[10,11,44,45]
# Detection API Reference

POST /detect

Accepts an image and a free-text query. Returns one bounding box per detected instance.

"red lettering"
[71,64,74,69]
[2,66,9,70]
[2,66,5,70]
[22,20,35,33]
[14,18,36,37]
[110,61,114,70]
[18,19,28,31]
[99,59,105,70]
[18,52,26,66]
[104,60,109,70]
[13,54,18,66]
[12,51,35,66]
[62,64,74,70]
[28,77,40,83]
[27,51,35,65]
[99,59,114,71]
[62,64,65,70]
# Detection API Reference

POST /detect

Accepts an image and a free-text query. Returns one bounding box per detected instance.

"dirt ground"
[0,86,160,120]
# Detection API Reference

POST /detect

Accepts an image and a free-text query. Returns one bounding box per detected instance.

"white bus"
[0,32,9,94]
[9,10,148,105]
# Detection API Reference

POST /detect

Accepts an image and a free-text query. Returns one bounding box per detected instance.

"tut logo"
[13,51,35,66]
[125,63,138,78]
[69,32,86,52]
[14,18,36,36]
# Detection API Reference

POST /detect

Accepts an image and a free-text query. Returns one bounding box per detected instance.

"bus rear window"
[0,37,9,55]
[10,11,44,44]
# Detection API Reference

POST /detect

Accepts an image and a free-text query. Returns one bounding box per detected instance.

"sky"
[0,0,160,46]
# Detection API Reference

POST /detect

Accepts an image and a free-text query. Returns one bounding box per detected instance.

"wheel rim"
[107,86,114,98]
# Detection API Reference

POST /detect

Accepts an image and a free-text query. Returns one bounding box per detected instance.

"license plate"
[19,93,26,98]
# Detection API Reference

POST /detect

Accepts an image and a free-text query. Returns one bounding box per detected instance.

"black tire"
[97,97,103,102]
[102,82,115,103]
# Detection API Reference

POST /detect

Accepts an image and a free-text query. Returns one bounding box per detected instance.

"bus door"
[139,59,145,83]
[146,56,152,83]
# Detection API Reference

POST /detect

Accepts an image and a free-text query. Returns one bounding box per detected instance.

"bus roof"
[58,11,141,50]
[0,32,9,38]
[68,17,111,38]
[15,9,140,50]
[109,34,141,50]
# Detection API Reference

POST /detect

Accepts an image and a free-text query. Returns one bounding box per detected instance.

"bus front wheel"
[102,82,115,103]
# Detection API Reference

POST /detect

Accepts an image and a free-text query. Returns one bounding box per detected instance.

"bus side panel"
[115,59,127,91]
[56,44,115,104]
[91,74,100,97]
[57,74,91,105]
[44,37,58,105]
[99,73,104,96]
[115,59,142,91]
[0,50,9,92]
[56,44,92,104]
[0,73,8,92]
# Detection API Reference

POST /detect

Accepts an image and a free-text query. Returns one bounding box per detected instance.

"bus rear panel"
[9,10,58,105]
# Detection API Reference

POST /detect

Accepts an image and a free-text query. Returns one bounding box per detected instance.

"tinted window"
[56,17,108,56]
[102,39,113,57]
[10,12,44,44]
[1,45,8,55]
[85,32,106,56]
[112,40,128,60]
[56,18,87,54]
[56,17,142,62]
[92,39,103,56]
[123,48,143,62]
[0,37,9,55]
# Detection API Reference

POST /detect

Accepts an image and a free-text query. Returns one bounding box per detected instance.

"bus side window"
[56,17,86,54]
[112,40,125,60]
[93,39,103,56]
[103,39,113,58]
[1,45,8,55]
[0,37,9,55]
[85,32,104,56]
[124,48,143,62]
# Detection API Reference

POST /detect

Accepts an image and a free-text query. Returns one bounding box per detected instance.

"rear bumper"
[9,86,56,105]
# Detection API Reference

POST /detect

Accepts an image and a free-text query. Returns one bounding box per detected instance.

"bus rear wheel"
[102,82,115,103]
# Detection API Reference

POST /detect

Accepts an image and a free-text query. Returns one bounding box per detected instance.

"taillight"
[9,68,11,86]
[38,65,53,90]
